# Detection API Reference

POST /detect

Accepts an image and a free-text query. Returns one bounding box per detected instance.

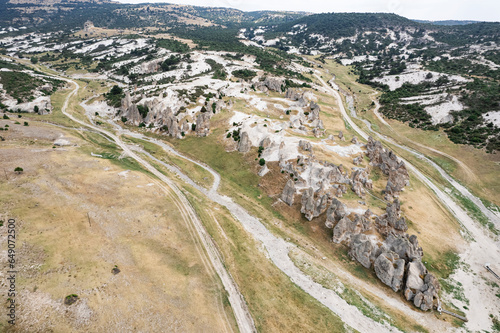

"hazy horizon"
[114,0,500,22]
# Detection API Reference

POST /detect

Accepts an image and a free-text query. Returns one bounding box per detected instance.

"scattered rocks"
[338,131,345,141]
[353,156,363,165]
[351,136,359,144]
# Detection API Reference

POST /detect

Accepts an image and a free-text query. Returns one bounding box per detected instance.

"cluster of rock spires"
[252,77,284,93]
[366,136,410,201]
[119,91,225,138]
[278,136,439,311]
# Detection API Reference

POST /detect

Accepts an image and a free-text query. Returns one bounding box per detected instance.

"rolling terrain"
[1,3,500,333]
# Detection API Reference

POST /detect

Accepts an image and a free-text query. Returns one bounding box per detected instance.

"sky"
[115,0,500,22]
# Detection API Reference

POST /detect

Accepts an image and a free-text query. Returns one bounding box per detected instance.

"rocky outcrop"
[338,131,345,141]
[308,101,320,122]
[120,92,142,126]
[281,179,296,206]
[384,234,423,262]
[375,199,408,236]
[366,137,410,198]
[258,164,269,177]
[353,156,363,165]
[298,140,313,152]
[404,260,440,311]
[374,251,406,292]
[254,77,283,93]
[285,88,302,101]
[350,168,372,198]
[238,131,251,153]
[351,136,359,144]
[300,188,329,221]
[332,214,370,244]
[195,112,211,137]
[260,136,272,149]
[349,234,379,269]
[385,161,410,201]
[325,198,347,228]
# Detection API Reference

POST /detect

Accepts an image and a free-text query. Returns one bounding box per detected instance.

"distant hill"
[413,19,482,26]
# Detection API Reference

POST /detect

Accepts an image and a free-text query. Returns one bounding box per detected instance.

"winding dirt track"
[59,79,257,333]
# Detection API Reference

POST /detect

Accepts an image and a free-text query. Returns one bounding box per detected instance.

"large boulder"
[238,131,251,153]
[281,179,295,206]
[325,198,347,228]
[332,213,371,244]
[349,234,379,269]
[403,259,439,311]
[300,188,329,221]
[374,252,405,292]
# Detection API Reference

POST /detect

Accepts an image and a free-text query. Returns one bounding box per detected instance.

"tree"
[14,167,23,174]
[259,158,265,166]
[34,105,39,113]
[30,57,38,64]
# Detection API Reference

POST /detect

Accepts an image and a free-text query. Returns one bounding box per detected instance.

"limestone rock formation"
[338,131,345,141]
[195,112,211,137]
[308,101,320,122]
[375,199,408,236]
[299,140,313,152]
[332,214,370,244]
[260,136,272,148]
[374,251,405,292]
[258,164,269,177]
[366,137,410,198]
[349,234,379,269]
[301,188,329,221]
[254,77,284,93]
[353,156,363,165]
[120,92,142,126]
[285,88,302,101]
[281,179,295,206]
[351,168,372,198]
[351,136,359,144]
[404,260,440,311]
[238,131,251,153]
[325,198,347,228]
